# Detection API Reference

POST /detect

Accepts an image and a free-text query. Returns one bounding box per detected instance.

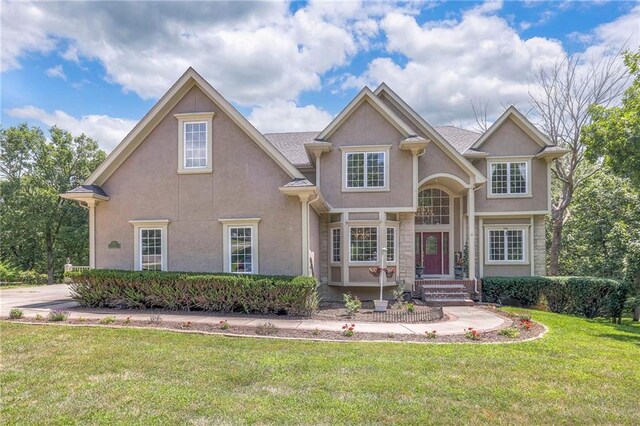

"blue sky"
[1,0,638,152]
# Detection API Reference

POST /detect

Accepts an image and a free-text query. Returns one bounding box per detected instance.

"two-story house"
[62,68,568,303]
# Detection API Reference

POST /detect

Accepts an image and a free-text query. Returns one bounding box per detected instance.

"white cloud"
[343,6,566,124]
[7,106,136,152]
[248,101,332,133]
[45,65,66,80]
[0,0,385,106]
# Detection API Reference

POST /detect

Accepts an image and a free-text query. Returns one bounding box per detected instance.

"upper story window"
[184,122,207,168]
[416,188,450,225]
[341,146,391,192]
[174,112,215,174]
[488,160,529,197]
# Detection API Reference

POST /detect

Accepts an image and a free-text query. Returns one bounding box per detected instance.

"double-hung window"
[349,227,378,263]
[130,220,169,271]
[343,147,389,191]
[487,228,526,263]
[489,160,529,196]
[220,219,260,274]
[175,112,215,174]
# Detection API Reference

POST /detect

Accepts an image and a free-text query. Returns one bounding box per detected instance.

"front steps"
[419,282,474,306]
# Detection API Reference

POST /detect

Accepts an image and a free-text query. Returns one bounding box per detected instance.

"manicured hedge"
[66,269,319,316]
[483,276,628,321]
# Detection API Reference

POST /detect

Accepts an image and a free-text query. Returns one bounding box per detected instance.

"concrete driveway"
[0,284,508,335]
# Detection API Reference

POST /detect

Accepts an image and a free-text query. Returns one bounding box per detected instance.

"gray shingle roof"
[66,184,108,197]
[433,126,481,153]
[264,126,482,168]
[282,178,314,188]
[264,131,320,167]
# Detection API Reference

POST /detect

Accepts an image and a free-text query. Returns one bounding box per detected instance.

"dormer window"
[174,112,215,174]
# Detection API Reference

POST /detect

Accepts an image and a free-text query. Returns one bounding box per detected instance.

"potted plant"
[385,266,396,279]
[374,299,388,312]
[415,262,424,279]
[368,266,382,277]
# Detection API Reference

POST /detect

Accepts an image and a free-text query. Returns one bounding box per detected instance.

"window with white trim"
[331,228,341,263]
[229,226,254,273]
[490,161,528,195]
[140,228,163,271]
[175,112,214,174]
[416,188,450,225]
[488,229,525,262]
[184,122,207,168]
[346,151,385,188]
[386,227,396,262]
[349,227,378,262]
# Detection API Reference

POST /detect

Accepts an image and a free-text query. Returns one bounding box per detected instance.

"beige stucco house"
[62,68,568,303]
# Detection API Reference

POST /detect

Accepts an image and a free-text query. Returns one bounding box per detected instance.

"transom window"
[490,161,528,195]
[229,227,253,273]
[184,122,207,168]
[386,227,396,263]
[416,188,450,225]
[140,228,163,271]
[345,151,386,189]
[349,227,378,262]
[488,229,525,262]
[331,228,341,263]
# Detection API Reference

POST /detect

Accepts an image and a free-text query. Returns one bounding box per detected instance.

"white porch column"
[466,181,476,279]
[299,193,311,276]
[87,199,97,269]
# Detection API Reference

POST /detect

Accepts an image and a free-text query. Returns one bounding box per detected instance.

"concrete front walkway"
[0,284,508,336]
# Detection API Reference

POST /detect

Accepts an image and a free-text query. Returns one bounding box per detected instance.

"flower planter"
[415,266,424,278]
[374,299,388,312]
[385,266,396,279]
[369,267,381,278]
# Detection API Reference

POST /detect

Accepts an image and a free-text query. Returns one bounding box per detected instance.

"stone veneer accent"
[398,212,415,291]
[533,215,547,276]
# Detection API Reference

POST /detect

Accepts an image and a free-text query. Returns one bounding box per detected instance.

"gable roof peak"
[471,105,552,150]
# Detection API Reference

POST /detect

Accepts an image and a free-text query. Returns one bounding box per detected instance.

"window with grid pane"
[184,122,207,168]
[416,188,450,225]
[490,161,528,195]
[332,228,341,263]
[345,151,385,188]
[230,227,253,273]
[349,227,378,262]
[140,229,162,271]
[386,227,396,262]
[488,229,525,262]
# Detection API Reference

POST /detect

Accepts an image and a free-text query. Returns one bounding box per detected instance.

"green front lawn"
[1,310,639,425]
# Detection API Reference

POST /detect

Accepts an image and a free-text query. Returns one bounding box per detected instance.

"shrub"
[219,320,230,330]
[66,269,319,316]
[9,308,23,319]
[0,262,47,285]
[406,303,415,313]
[48,309,69,321]
[0,262,20,283]
[99,316,116,325]
[18,270,48,285]
[498,327,520,338]
[255,322,278,335]
[35,314,44,321]
[343,293,361,318]
[483,276,627,321]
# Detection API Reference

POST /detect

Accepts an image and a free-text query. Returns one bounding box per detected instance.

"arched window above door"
[416,188,450,225]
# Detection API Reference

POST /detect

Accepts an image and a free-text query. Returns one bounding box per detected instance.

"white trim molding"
[175,112,215,174]
[129,220,170,271]
[340,145,391,192]
[219,218,261,274]
[471,105,552,150]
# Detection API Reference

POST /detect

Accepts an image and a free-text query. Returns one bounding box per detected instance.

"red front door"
[422,232,442,275]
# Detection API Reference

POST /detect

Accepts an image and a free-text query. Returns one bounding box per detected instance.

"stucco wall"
[319,101,414,209]
[96,85,303,276]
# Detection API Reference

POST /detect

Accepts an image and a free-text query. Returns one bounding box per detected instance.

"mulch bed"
[4,308,545,344]
[314,303,446,323]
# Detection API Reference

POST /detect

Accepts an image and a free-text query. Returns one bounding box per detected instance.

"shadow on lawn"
[589,318,640,345]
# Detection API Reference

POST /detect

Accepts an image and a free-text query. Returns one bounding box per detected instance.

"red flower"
[348,327,354,331]
[351,323,355,327]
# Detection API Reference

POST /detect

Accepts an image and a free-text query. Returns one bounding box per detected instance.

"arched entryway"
[415,186,453,277]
